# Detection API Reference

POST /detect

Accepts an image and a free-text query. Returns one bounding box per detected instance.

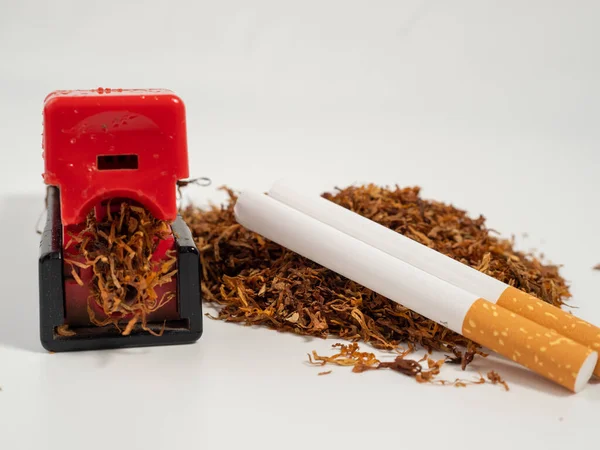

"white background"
[1,1,599,449]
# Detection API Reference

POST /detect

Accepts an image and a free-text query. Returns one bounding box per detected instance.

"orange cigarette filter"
[497,287,600,377]
[463,299,597,392]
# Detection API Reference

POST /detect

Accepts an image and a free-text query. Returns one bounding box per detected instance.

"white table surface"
[1,1,599,449]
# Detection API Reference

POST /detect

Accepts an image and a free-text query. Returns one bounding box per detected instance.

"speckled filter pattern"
[497,286,600,377]
[462,298,595,392]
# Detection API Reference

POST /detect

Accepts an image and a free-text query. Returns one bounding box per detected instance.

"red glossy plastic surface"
[43,88,189,225]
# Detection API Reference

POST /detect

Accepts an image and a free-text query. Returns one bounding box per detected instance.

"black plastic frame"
[39,187,203,352]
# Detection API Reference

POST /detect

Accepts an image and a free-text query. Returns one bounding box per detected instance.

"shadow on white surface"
[0,194,46,353]
[467,353,573,397]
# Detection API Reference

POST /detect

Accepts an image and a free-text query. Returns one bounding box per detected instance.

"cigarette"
[269,180,600,377]
[234,191,597,392]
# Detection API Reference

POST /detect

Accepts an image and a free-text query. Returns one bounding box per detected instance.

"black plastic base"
[39,187,203,352]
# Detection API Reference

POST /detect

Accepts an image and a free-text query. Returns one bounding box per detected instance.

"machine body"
[39,88,203,352]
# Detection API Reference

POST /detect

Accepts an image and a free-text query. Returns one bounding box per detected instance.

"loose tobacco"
[307,343,508,389]
[67,202,177,335]
[182,184,571,363]
[487,370,510,391]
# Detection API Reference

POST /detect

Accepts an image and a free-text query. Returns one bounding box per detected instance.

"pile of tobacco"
[182,184,571,383]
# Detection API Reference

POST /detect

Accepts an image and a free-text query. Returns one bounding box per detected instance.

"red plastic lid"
[43,88,189,225]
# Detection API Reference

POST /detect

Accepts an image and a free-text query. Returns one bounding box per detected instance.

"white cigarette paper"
[235,191,477,334]
[269,180,508,300]
[234,191,597,392]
